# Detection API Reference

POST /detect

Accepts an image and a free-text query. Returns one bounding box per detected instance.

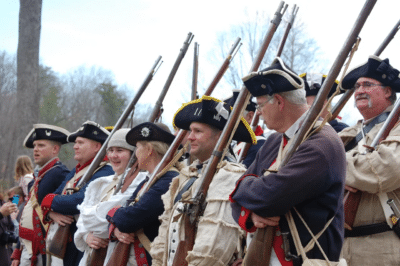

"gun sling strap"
[345,112,390,152]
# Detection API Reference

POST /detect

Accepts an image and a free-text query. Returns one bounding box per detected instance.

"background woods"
[3,2,370,192]
[0,53,152,190]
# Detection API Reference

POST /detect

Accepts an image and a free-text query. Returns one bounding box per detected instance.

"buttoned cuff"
[238,206,256,233]
[229,174,258,203]
[41,193,56,224]
[11,248,22,260]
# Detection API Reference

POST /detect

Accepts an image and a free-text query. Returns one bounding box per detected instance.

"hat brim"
[173,96,257,144]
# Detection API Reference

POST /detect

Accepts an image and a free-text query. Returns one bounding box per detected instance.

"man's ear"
[52,144,61,156]
[246,111,255,123]
[275,94,285,111]
[94,142,102,153]
[384,87,393,100]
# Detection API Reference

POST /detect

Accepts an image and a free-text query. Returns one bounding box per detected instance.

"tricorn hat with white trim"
[68,121,109,144]
[126,122,175,146]
[300,73,344,98]
[173,95,257,144]
[242,57,304,97]
[23,124,70,148]
[341,55,400,92]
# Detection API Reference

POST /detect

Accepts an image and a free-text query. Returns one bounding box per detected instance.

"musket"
[238,4,297,163]
[185,42,200,165]
[331,17,400,121]
[139,37,242,200]
[339,18,400,230]
[47,56,162,259]
[106,37,243,266]
[149,32,194,122]
[105,33,195,266]
[245,1,377,265]
[172,2,288,266]
[276,4,299,57]
[192,42,199,100]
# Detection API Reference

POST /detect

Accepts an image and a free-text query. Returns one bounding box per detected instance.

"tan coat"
[339,106,400,265]
[150,160,246,266]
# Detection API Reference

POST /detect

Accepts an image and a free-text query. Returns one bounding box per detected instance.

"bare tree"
[212,10,328,90]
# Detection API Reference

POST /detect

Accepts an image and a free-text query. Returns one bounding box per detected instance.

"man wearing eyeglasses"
[230,57,346,265]
[339,55,400,265]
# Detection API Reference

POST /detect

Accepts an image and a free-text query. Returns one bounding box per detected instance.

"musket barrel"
[149,32,194,122]
[204,37,241,96]
[195,0,287,199]
[76,56,162,189]
[276,4,298,57]
[374,18,400,56]
[369,97,400,149]
[191,42,199,101]
[48,56,162,260]
[331,15,400,121]
[173,2,287,266]
[282,0,377,167]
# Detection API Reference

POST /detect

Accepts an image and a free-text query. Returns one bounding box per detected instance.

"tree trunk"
[8,0,43,180]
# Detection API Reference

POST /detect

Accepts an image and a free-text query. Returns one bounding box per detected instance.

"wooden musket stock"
[106,33,194,266]
[245,1,376,265]
[47,56,162,259]
[238,3,297,163]
[341,14,400,229]
[141,37,242,197]
[106,241,131,266]
[172,2,288,266]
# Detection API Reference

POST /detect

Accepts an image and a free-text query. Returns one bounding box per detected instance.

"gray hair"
[264,89,307,105]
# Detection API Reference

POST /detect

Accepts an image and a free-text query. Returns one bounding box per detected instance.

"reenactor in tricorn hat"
[300,72,349,132]
[229,57,346,265]
[339,56,400,265]
[150,95,257,265]
[41,121,114,266]
[11,124,70,266]
[104,122,180,265]
[224,89,266,168]
[73,128,147,266]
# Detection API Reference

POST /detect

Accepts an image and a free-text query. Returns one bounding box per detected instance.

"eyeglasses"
[255,96,274,111]
[354,81,385,90]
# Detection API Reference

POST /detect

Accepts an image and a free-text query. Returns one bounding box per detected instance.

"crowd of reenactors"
[0,53,399,266]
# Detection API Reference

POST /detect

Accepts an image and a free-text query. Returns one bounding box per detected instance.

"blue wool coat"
[231,125,346,264]
[107,170,179,265]
[41,163,114,266]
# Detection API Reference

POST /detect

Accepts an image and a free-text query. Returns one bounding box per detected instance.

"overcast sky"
[1,0,399,128]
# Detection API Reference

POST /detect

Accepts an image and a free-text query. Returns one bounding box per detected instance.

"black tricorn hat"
[173,95,257,144]
[224,89,256,112]
[23,124,70,149]
[242,57,304,97]
[341,55,400,92]
[300,73,344,98]
[126,122,175,146]
[68,121,109,144]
